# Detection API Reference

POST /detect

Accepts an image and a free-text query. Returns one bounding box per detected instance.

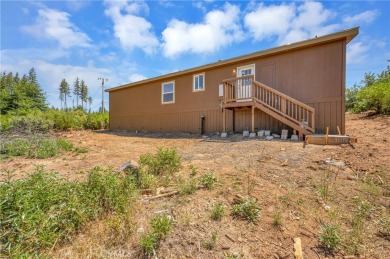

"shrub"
[199,172,217,189]
[0,166,137,256]
[210,202,225,221]
[150,214,173,239]
[231,198,261,223]
[319,223,341,251]
[139,148,182,176]
[140,233,158,256]
[141,214,173,256]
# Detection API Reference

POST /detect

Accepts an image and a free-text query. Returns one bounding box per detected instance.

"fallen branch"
[146,191,179,200]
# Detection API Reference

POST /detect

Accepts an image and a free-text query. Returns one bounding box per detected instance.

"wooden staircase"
[222,75,315,135]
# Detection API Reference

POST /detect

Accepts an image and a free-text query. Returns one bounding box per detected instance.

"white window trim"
[193,73,205,92]
[237,64,255,78]
[161,81,175,104]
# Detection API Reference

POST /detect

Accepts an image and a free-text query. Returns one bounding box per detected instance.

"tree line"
[346,66,390,115]
[59,77,93,111]
[0,68,46,114]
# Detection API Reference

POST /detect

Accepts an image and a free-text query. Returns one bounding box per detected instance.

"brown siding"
[109,39,346,134]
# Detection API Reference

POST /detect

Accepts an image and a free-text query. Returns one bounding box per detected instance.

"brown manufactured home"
[107,27,359,136]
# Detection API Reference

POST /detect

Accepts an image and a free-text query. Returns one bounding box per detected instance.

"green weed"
[319,223,341,251]
[139,148,182,176]
[210,202,225,221]
[150,214,173,239]
[231,198,261,223]
[272,212,283,227]
[178,178,197,195]
[74,147,88,154]
[140,233,158,256]
[199,172,217,189]
[202,232,217,250]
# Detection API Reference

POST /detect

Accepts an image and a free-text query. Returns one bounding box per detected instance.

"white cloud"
[104,0,158,54]
[244,4,295,41]
[162,3,244,57]
[129,73,147,82]
[21,8,91,48]
[244,1,339,45]
[347,42,369,64]
[344,10,379,26]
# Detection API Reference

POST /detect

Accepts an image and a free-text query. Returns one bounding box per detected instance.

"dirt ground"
[1,113,389,258]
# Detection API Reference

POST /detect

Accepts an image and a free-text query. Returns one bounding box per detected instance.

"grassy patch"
[0,137,74,159]
[0,166,138,257]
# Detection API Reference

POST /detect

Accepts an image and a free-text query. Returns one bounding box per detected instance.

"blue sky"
[1,0,389,110]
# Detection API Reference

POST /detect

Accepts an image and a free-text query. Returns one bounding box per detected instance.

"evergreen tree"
[59,79,70,110]
[73,77,80,107]
[80,80,88,110]
[0,68,47,114]
[26,68,46,110]
[88,96,93,112]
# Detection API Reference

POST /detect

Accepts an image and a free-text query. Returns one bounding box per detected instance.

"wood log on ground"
[293,237,303,259]
[146,191,179,200]
[232,194,246,204]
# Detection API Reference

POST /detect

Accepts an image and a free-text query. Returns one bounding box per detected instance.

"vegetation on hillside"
[346,66,390,114]
[0,68,108,131]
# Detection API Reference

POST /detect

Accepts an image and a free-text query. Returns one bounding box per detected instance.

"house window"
[162,81,175,104]
[193,73,205,91]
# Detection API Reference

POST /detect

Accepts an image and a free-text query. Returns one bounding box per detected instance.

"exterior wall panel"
[109,39,348,135]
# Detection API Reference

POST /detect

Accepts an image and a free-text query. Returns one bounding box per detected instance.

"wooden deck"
[221,75,315,136]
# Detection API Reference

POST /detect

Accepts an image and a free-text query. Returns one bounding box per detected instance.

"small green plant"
[189,164,197,176]
[272,212,283,227]
[210,202,225,221]
[150,214,173,239]
[139,170,157,189]
[231,198,261,223]
[318,169,332,202]
[139,148,182,176]
[319,223,341,251]
[140,214,173,256]
[199,172,217,189]
[74,147,88,153]
[178,178,197,195]
[202,232,217,250]
[378,216,390,240]
[140,233,158,256]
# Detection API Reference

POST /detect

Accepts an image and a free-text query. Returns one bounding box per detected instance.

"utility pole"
[98,77,108,113]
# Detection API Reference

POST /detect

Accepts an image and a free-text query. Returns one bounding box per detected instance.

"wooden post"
[281,98,286,114]
[223,108,226,133]
[311,112,315,132]
[325,127,329,144]
[251,105,255,133]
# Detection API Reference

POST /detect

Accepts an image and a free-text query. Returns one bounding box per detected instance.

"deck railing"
[222,75,315,133]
